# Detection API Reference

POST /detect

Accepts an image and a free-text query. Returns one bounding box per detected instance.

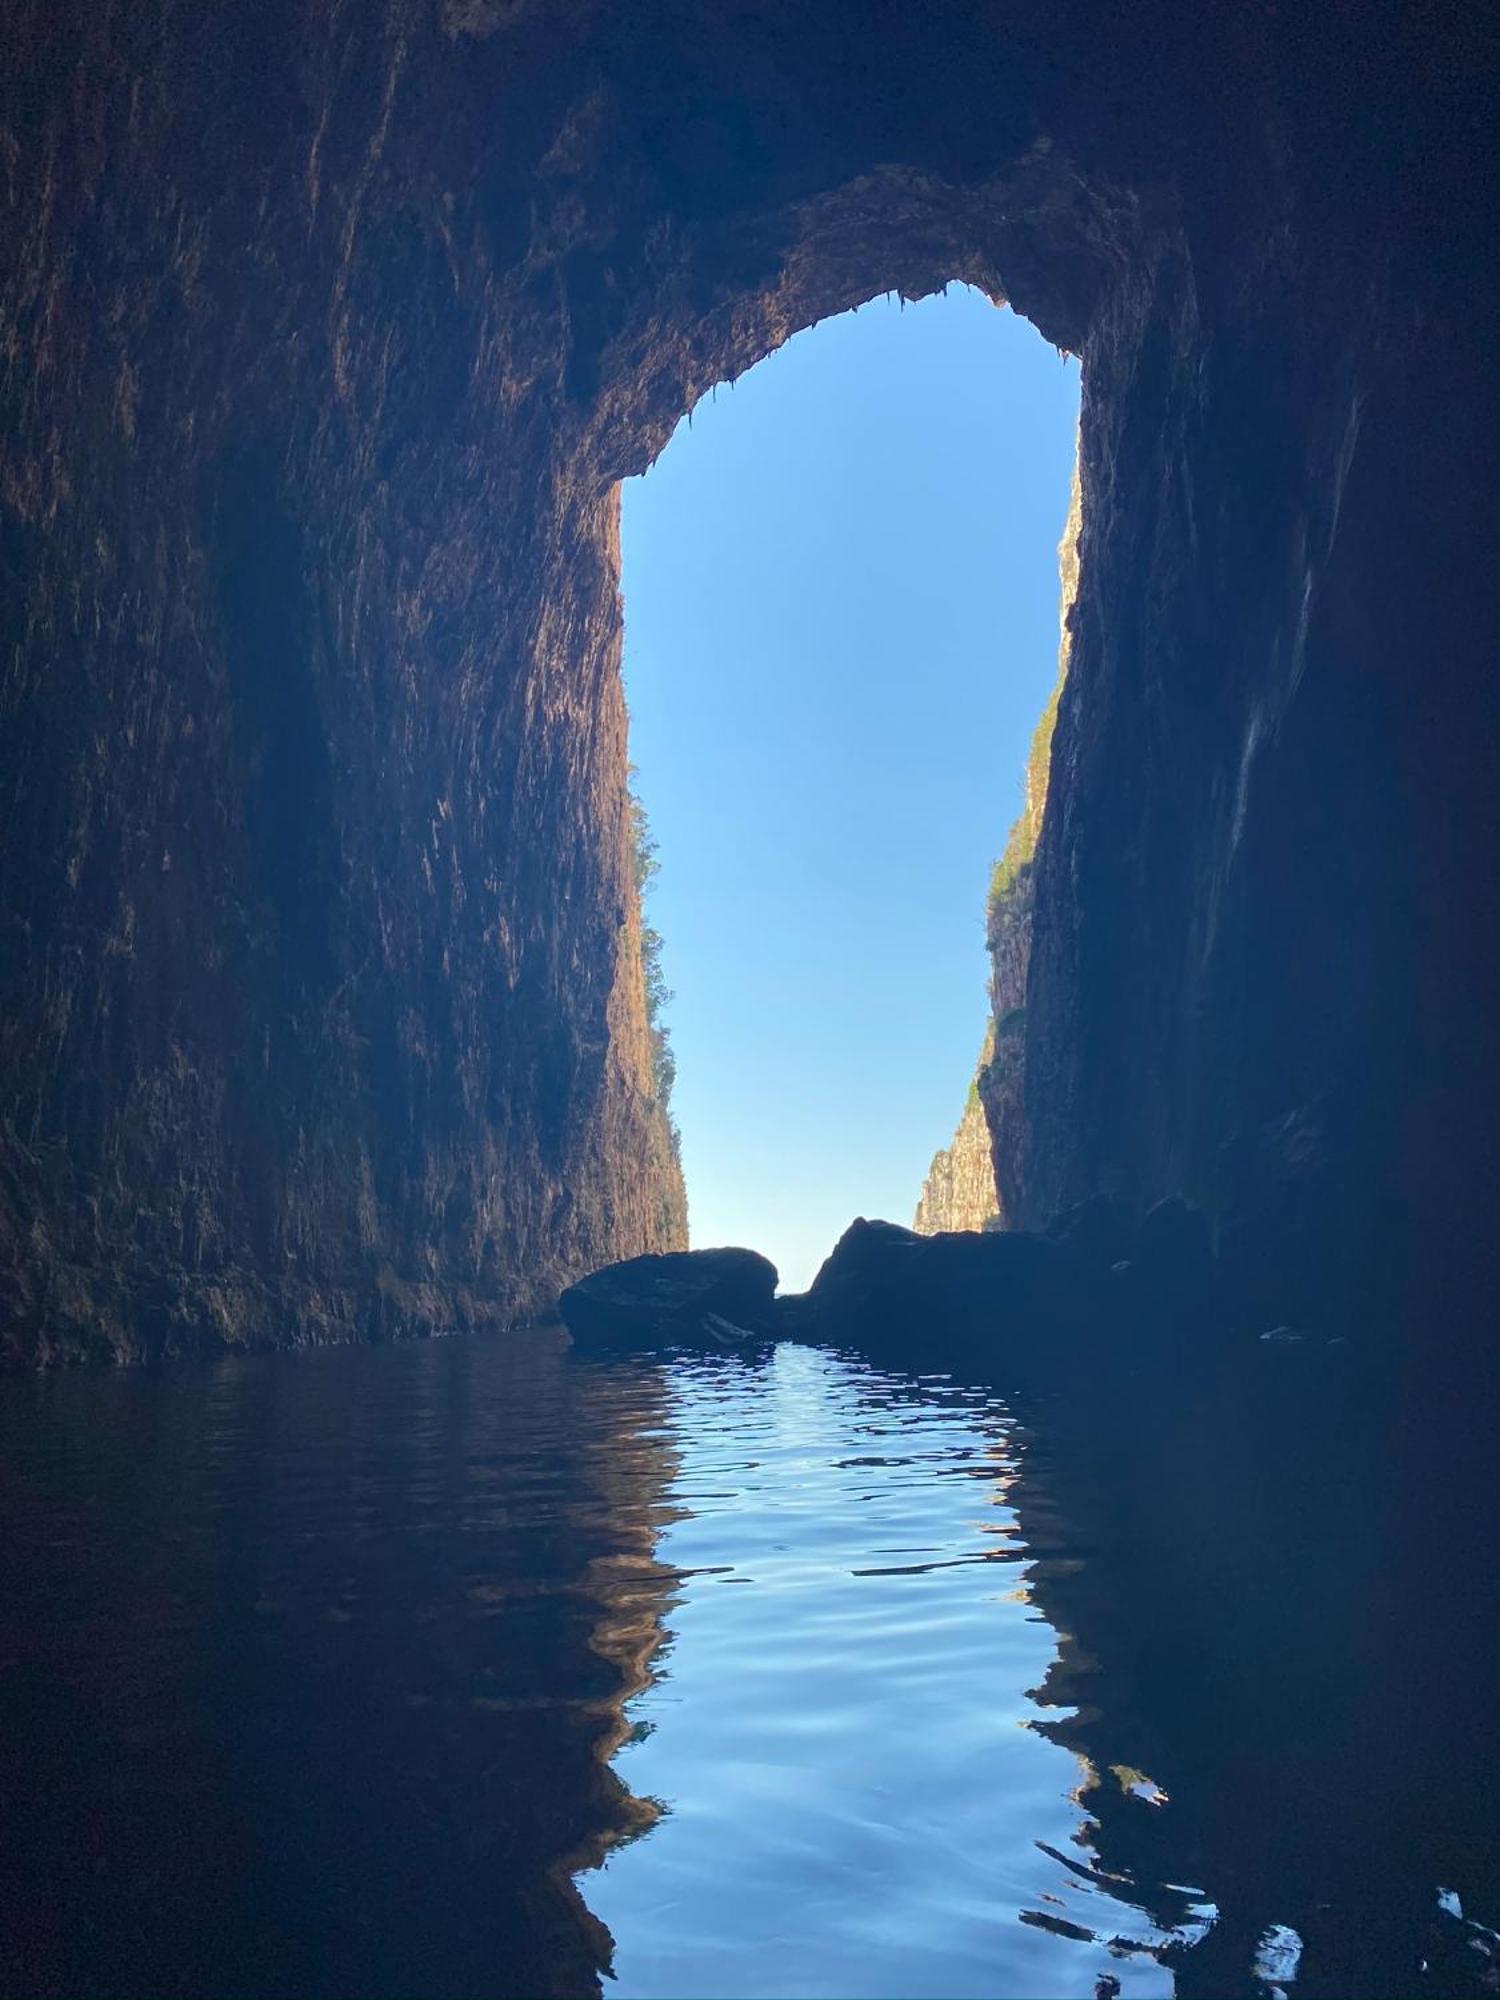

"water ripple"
[580,1343,1177,1999]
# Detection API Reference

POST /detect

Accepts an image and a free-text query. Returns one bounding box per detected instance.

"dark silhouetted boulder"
[1136,1195,1211,1271]
[1046,1194,1134,1272]
[559,1247,778,1347]
[1117,1195,1216,1326]
[797,1215,1094,1357]
[808,1218,927,1317]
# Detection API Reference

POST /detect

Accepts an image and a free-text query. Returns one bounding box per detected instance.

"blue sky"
[621,285,1079,1289]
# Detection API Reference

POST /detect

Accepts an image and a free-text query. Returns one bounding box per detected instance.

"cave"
[619,283,1078,1280]
[5,0,1494,1379]
[4,2,1500,1991]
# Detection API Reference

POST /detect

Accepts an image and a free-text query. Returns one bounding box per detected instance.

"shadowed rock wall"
[1023,16,1500,1353]
[1,0,1495,1361]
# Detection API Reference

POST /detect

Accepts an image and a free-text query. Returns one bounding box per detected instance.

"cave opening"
[5,7,1500,1996]
[618,284,1078,1289]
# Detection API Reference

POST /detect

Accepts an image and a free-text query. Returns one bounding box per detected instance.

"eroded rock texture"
[914,1048,1000,1236]
[979,464,1080,1224]
[2,0,1496,1361]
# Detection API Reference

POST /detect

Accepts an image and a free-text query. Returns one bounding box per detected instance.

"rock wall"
[1020,20,1500,1350]
[913,1042,1000,1235]
[978,465,1080,1222]
[0,0,691,1362]
[2,0,1495,1362]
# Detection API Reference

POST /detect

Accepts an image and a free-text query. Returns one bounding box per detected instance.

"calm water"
[2,1327,1497,1998]
[587,1345,1182,1999]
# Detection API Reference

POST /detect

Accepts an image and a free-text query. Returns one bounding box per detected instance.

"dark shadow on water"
[0,1331,680,1999]
[995,1345,1500,1999]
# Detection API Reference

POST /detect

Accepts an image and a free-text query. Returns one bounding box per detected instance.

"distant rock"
[914,1054,1001,1235]
[978,463,1082,1228]
[559,1246,778,1347]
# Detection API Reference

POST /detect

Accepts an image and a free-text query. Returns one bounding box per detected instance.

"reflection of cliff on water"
[1002,1350,1500,1999]
[8,1321,1499,1998]
[0,1329,680,2000]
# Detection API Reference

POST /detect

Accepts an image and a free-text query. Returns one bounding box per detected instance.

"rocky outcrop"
[977,465,1081,1223]
[1,0,1495,1363]
[921,462,1077,1239]
[804,1215,1093,1361]
[559,1246,777,1346]
[913,1039,1001,1234]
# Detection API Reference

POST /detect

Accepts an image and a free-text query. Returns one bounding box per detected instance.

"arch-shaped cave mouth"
[2,0,1492,1386]
[617,284,1079,1289]
[579,156,1108,490]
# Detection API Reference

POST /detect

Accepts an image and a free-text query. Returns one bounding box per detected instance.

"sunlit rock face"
[923,467,1077,1237]
[914,1055,1001,1236]
[978,466,1079,1226]
[1,0,1494,1360]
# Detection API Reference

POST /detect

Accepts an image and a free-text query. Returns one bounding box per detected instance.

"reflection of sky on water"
[6,1325,1495,1997]
[581,1343,1192,1998]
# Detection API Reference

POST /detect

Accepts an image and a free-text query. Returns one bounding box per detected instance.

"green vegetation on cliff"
[986,677,1061,934]
[972,460,1080,1223]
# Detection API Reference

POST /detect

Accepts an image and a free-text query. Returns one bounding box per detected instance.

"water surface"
[587,1344,1180,1998]
[3,1326,1497,1998]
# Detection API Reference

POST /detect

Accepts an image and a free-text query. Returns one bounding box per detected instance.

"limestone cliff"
[913,1038,1000,1235]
